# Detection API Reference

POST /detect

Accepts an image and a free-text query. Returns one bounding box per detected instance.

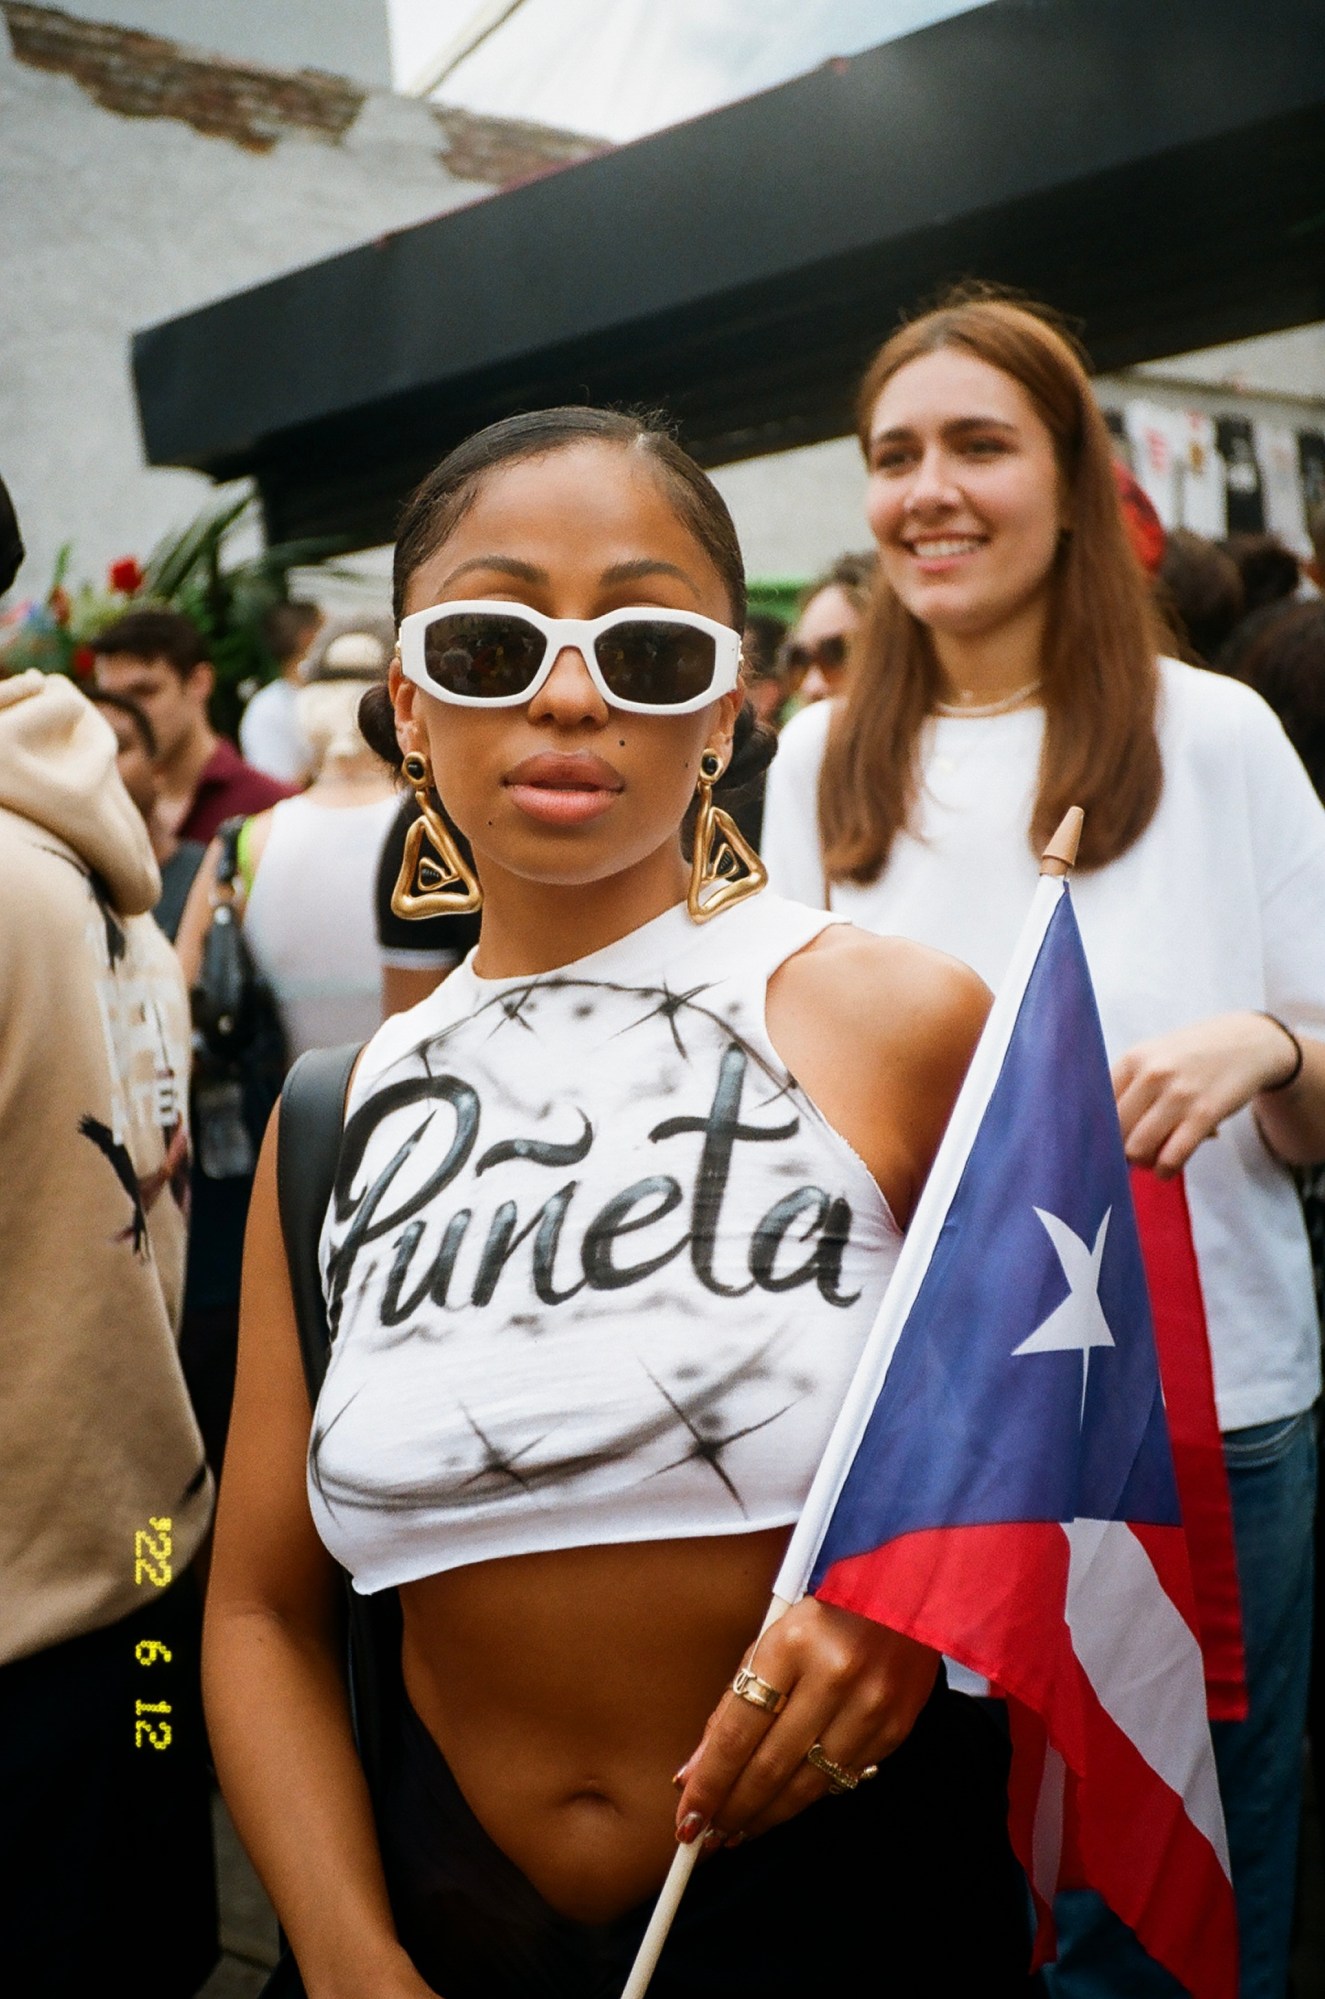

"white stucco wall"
[710,439,870,582]
[0,25,501,601]
[1136,325,1325,404]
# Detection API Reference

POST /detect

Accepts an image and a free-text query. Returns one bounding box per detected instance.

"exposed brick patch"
[431,104,606,189]
[2,2,365,152]
[2,3,609,179]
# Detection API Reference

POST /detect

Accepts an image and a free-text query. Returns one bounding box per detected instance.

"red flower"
[72,645,96,678]
[109,556,144,595]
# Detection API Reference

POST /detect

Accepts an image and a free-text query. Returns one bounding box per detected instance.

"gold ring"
[731,1665,788,1717]
[805,1742,880,1793]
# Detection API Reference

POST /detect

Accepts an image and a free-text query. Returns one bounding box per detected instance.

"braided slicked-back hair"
[360,407,773,808]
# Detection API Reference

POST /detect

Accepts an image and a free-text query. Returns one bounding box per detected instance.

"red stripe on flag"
[817,1524,1237,1999]
[1064,1657,1238,1997]
[1006,1681,1237,1997]
[1130,1166,1247,1720]
[816,1525,1081,1756]
[1129,1517,1201,1620]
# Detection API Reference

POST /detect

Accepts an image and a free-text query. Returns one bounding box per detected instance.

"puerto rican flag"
[774,879,1237,1997]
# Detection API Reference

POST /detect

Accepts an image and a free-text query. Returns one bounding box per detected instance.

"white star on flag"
[1012,1208,1115,1423]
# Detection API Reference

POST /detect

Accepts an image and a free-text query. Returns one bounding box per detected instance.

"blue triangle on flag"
[813,894,1180,1586]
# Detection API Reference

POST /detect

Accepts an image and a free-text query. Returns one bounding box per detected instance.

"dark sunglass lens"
[595,621,716,705]
[821,635,848,669]
[421,613,544,699]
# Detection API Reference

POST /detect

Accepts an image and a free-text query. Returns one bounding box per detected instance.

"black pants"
[0,1571,218,1998]
[379,1679,1034,1999]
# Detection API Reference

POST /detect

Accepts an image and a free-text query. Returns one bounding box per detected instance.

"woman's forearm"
[1114,1014,1325,1175]
[203,1603,427,1999]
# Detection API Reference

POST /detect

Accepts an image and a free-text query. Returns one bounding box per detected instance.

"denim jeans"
[1043,1407,1317,1999]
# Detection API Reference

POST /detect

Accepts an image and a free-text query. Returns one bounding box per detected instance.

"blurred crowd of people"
[1,286,1323,1999]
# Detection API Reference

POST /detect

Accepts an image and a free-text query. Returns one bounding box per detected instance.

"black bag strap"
[276,1042,361,1400]
[214,814,245,890]
[273,1039,402,1826]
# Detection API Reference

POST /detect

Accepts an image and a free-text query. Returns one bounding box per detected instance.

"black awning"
[132,0,1325,548]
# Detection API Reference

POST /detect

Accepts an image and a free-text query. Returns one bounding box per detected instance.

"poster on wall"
[1214,416,1266,534]
[1121,403,1225,537]
[1255,422,1310,554]
[1102,402,1322,552]
[1174,410,1225,537]
[1123,401,1181,527]
[1298,431,1325,526]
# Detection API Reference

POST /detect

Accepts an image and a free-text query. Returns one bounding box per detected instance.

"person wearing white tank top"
[202,412,1032,1999]
[177,618,399,1058]
[242,789,396,1057]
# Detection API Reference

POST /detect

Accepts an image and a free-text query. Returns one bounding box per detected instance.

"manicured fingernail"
[702,1826,725,1849]
[671,1767,686,1789]
[724,1831,746,1850]
[677,1812,704,1844]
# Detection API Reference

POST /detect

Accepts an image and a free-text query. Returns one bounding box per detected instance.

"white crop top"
[309,891,901,1593]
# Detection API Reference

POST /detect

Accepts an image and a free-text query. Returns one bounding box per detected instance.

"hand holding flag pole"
[621,806,1235,1999]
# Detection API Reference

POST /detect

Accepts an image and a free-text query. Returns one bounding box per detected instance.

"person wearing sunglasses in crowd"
[779,551,876,714]
[202,408,1033,1999]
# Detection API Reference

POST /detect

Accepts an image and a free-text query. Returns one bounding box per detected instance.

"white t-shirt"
[762,659,1325,1431]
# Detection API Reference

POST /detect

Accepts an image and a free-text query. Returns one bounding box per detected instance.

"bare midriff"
[398,1526,789,1924]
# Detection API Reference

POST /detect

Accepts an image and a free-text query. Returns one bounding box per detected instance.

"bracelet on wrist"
[1259,1013,1304,1092]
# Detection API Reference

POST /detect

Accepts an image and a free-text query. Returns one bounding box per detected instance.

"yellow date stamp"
[133,1520,174,1750]
[134,1515,173,1590]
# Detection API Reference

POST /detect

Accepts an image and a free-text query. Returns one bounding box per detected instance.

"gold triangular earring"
[686,749,767,923]
[391,750,483,918]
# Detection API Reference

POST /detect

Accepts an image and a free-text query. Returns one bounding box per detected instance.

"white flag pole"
[619,811,1083,1999]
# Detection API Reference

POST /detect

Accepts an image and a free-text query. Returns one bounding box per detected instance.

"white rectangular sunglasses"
[396,601,742,715]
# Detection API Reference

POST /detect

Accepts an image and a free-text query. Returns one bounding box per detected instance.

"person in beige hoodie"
[0,670,218,1994]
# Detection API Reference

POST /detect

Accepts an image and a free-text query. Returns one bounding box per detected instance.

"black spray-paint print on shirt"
[313,973,888,1532]
[46,845,191,1254]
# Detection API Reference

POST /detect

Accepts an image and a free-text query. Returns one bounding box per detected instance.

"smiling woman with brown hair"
[762,291,1325,1999]
[201,406,1034,1999]
[817,299,1165,885]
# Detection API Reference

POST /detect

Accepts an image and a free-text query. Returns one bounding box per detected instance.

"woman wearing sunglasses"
[779,550,876,711]
[762,294,1325,1998]
[203,408,1031,1998]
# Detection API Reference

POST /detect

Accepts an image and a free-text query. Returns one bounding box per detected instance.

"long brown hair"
[820,293,1165,880]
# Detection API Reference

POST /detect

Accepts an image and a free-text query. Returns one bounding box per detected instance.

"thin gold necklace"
[933,679,1041,719]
